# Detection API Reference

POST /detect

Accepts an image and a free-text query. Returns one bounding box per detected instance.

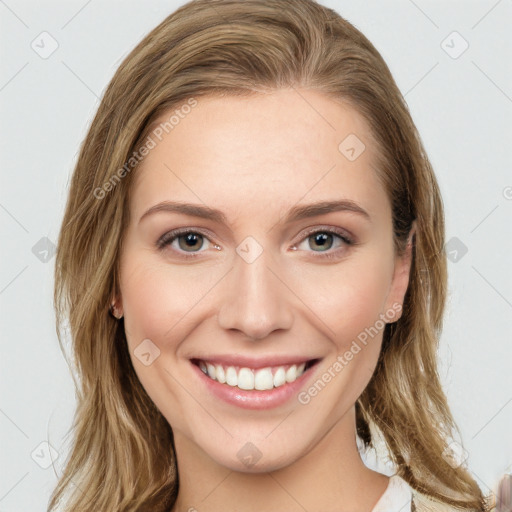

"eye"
[156,226,355,261]
[292,227,354,260]
[156,228,215,259]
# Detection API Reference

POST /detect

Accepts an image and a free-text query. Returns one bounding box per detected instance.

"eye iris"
[178,232,203,252]
[310,232,333,252]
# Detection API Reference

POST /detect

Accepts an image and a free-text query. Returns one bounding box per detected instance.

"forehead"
[130,89,388,225]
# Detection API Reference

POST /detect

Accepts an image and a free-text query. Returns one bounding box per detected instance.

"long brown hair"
[50,0,488,510]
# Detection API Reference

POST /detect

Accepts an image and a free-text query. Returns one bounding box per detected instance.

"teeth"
[198,361,308,390]
[285,365,297,382]
[237,368,254,390]
[226,366,238,386]
[254,367,274,390]
[215,364,226,384]
[206,363,216,380]
[273,367,286,387]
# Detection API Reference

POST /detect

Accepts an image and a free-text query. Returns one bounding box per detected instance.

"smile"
[190,357,321,410]
[195,359,315,390]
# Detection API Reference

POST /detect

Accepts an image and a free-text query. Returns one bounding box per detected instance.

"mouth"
[190,357,321,392]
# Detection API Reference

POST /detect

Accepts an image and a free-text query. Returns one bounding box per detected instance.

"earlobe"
[109,294,124,320]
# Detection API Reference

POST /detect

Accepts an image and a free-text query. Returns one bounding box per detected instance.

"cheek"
[293,269,390,416]
[119,255,222,433]
[290,254,393,346]
[120,253,223,344]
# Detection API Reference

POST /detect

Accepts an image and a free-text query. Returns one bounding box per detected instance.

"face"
[117,88,412,472]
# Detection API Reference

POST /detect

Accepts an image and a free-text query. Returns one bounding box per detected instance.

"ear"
[110,292,124,319]
[384,221,416,322]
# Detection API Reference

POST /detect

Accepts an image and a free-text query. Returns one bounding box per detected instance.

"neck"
[170,407,389,512]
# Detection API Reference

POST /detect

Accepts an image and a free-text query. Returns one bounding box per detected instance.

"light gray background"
[1,1,511,510]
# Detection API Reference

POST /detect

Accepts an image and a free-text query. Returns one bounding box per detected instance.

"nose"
[216,247,294,341]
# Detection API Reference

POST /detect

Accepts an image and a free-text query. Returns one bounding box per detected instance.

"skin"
[115,88,413,511]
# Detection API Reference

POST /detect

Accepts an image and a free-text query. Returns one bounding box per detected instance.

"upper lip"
[191,354,321,370]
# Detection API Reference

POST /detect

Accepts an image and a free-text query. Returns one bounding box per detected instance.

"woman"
[50,0,491,510]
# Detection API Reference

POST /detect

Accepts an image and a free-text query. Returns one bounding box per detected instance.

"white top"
[357,434,414,512]
[370,474,413,512]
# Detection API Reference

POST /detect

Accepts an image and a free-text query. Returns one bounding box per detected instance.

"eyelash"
[156,226,355,261]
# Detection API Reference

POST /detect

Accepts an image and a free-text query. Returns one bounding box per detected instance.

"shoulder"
[411,489,492,512]
[371,475,491,512]
[372,475,413,512]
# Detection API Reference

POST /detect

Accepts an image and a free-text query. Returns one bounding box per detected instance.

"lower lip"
[190,361,319,410]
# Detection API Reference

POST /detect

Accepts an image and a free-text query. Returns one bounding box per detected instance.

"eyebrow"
[138,199,371,225]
